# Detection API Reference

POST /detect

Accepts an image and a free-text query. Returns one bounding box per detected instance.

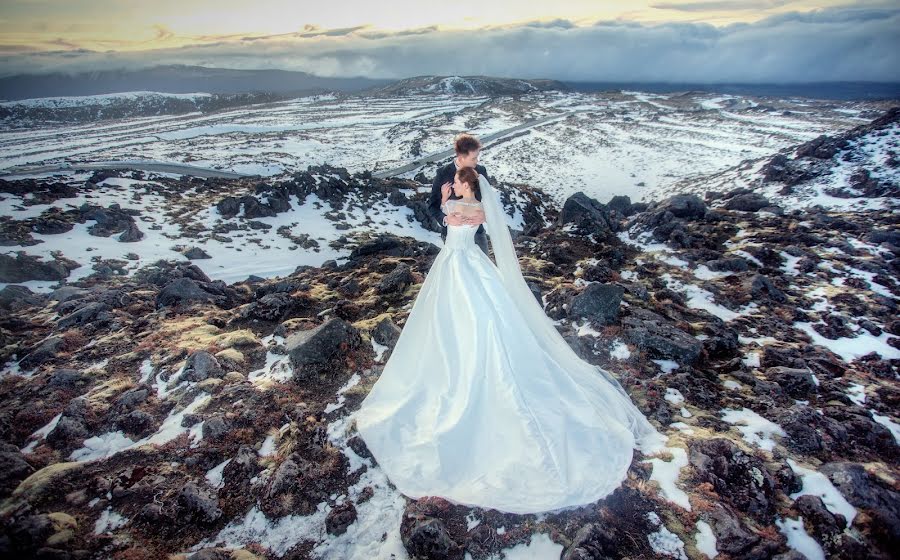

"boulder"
[568,283,624,325]
[286,319,361,378]
[621,308,704,365]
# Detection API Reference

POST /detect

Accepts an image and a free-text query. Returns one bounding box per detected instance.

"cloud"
[1,5,898,83]
[651,1,796,12]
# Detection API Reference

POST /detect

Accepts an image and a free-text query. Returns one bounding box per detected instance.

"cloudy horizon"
[0,1,898,83]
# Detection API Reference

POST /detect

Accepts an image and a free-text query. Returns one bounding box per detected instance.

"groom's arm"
[428,169,448,227]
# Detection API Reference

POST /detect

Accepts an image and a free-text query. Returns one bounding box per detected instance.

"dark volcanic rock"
[286,319,361,378]
[0,252,75,283]
[820,462,900,549]
[561,522,619,560]
[568,282,624,325]
[0,285,45,310]
[177,481,222,524]
[372,317,402,348]
[723,192,774,212]
[689,438,778,523]
[181,351,225,382]
[376,263,414,295]
[658,194,707,219]
[325,502,358,536]
[400,498,463,560]
[118,221,144,242]
[558,192,616,238]
[702,503,762,558]
[57,301,111,329]
[0,443,34,495]
[183,246,211,260]
[19,335,66,370]
[621,308,704,364]
[242,292,299,322]
[155,277,216,309]
[765,367,817,399]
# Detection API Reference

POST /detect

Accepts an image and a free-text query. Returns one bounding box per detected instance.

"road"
[0,109,588,181]
[371,110,584,179]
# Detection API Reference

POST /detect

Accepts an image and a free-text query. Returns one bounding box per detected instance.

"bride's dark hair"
[456,167,480,199]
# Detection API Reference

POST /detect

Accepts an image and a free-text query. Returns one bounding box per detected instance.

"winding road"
[0,109,587,180]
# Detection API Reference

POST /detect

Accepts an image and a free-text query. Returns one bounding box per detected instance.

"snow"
[257,435,277,458]
[324,373,361,414]
[70,431,136,462]
[654,359,679,374]
[69,392,211,462]
[775,516,826,560]
[609,340,631,360]
[787,458,858,524]
[206,458,233,490]
[720,407,786,451]
[664,388,685,405]
[94,506,129,535]
[194,368,410,558]
[20,412,62,454]
[694,520,718,559]
[646,511,688,560]
[2,91,213,109]
[846,383,866,406]
[643,446,691,511]
[371,338,389,362]
[670,422,694,435]
[871,413,900,444]
[139,358,154,383]
[662,273,759,322]
[463,533,563,559]
[794,321,900,362]
[249,334,293,385]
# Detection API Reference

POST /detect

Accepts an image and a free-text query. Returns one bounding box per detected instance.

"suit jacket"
[428,161,490,238]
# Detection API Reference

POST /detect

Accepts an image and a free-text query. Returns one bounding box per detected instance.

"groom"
[427,133,491,256]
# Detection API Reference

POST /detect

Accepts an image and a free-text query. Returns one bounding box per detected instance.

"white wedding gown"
[354,197,665,515]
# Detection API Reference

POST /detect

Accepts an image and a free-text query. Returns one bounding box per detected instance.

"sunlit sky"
[0,0,883,50]
[0,1,897,82]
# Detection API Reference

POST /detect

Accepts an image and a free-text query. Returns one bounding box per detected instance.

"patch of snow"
[643,447,691,511]
[786,458,857,524]
[206,458,233,490]
[94,507,128,535]
[720,407,786,451]
[646,511,688,560]
[775,516,825,560]
[694,520,718,559]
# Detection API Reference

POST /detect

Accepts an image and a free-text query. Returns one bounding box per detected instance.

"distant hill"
[562,81,900,100]
[361,75,569,96]
[0,65,393,101]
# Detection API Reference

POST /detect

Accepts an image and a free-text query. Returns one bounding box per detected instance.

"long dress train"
[354,200,664,514]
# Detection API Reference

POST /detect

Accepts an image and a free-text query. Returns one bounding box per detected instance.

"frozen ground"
[1,90,889,206]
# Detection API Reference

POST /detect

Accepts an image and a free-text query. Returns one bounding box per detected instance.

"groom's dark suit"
[427,161,491,256]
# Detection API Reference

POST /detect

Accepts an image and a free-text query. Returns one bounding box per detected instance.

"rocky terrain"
[0,92,291,130]
[0,107,898,559]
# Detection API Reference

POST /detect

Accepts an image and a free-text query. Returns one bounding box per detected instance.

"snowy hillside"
[1,89,891,206]
[0,90,898,560]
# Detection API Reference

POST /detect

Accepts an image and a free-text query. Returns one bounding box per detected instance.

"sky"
[0,0,898,82]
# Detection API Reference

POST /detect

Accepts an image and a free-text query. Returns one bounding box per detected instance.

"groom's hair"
[454,133,481,155]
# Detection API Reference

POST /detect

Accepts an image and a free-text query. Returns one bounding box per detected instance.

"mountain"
[362,75,569,96]
[0,65,392,101]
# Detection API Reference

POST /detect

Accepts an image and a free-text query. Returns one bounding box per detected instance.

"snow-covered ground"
[0,90,883,205]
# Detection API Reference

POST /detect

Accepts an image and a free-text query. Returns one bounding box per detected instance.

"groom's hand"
[446,214,464,226]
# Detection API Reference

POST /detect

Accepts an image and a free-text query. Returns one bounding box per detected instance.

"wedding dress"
[353,175,666,514]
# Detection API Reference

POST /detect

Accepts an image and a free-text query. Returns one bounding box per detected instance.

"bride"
[353,166,665,514]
